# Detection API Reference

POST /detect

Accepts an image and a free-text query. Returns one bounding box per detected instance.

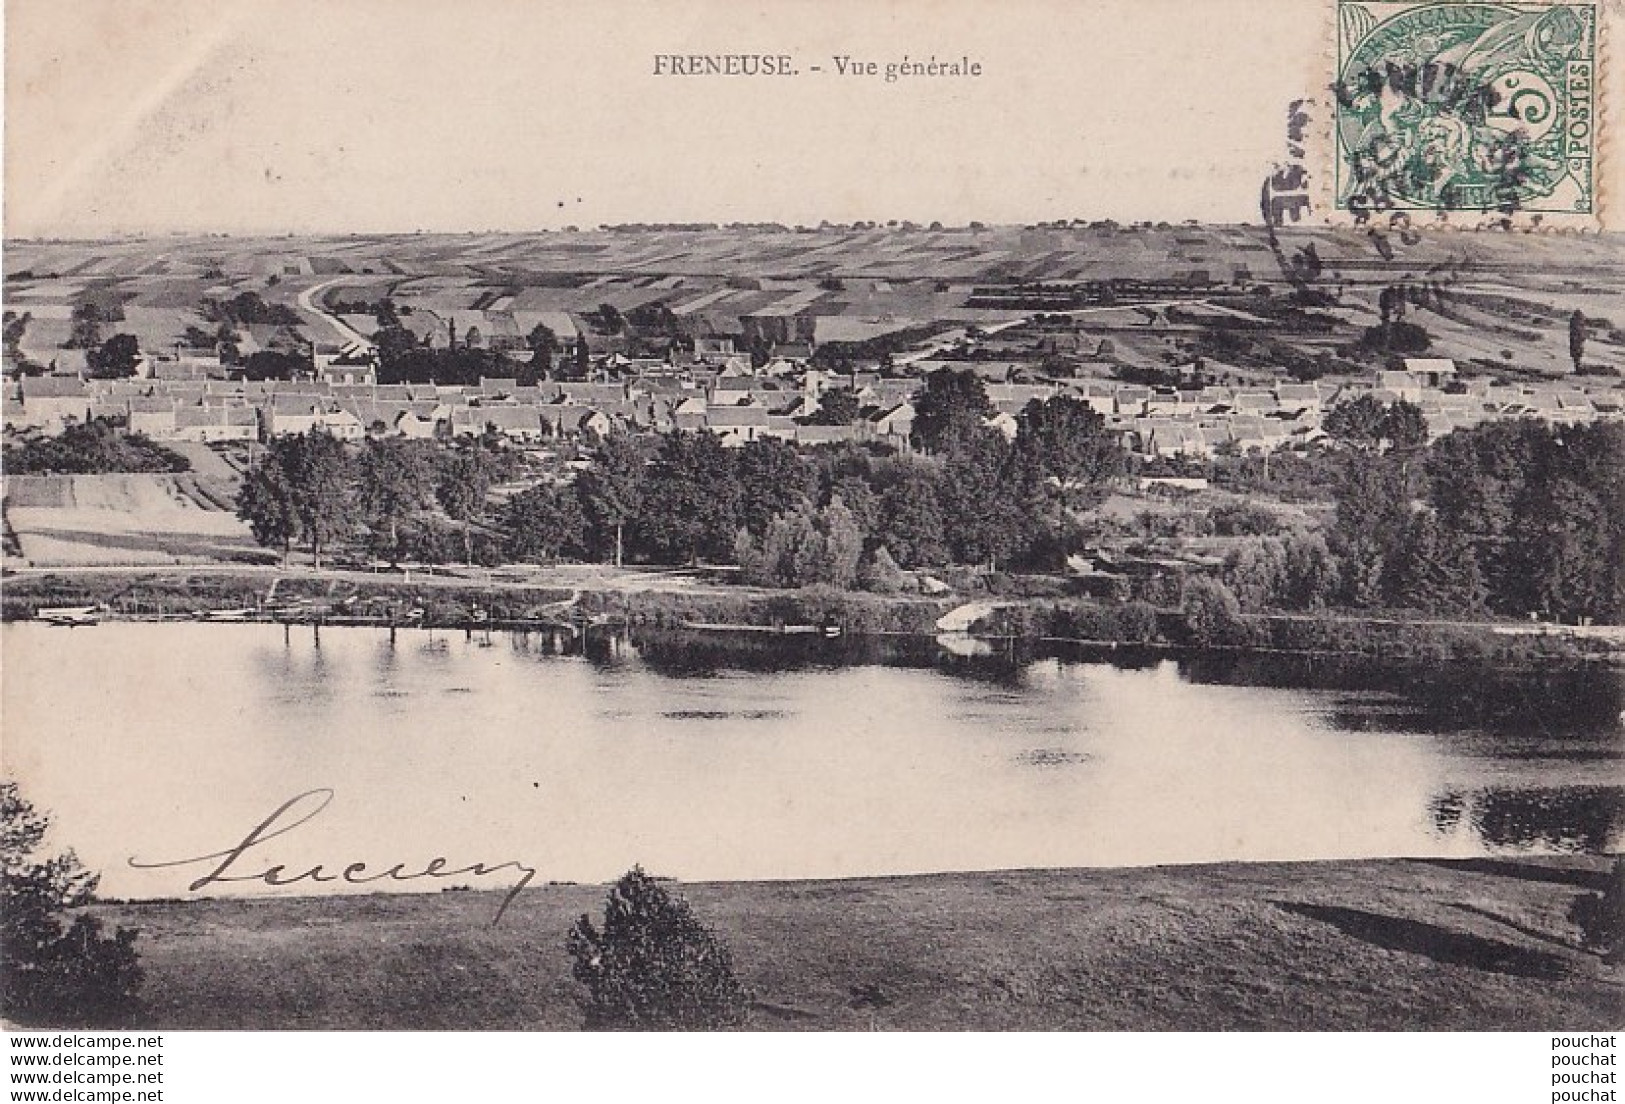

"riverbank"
[72,856,1620,1031]
[3,564,1619,665]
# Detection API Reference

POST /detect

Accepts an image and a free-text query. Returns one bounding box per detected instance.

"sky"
[3,0,1618,236]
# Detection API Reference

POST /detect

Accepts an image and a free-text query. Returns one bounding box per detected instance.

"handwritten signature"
[129,789,537,924]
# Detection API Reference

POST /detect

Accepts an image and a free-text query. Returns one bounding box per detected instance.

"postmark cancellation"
[1329,0,1606,228]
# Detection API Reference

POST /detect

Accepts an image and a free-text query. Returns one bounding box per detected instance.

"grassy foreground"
[87,857,1620,1031]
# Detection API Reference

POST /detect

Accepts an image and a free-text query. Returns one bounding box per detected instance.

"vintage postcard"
[1,0,1621,1048]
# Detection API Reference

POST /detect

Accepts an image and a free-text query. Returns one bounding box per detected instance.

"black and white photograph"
[1,0,1621,1066]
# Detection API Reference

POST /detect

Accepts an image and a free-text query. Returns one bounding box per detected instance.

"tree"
[1181,576,1248,647]
[235,442,303,560]
[1513,476,1615,622]
[436,449,495,565]
[2,782,142,1026]
[373,324,420,366]
[1383,400,1429,454]
[1011,395,1123,508]
[566,867,750,1030]
[1330,455,1412,607]
[874,465,949,568]
[858,545,909,593]
[3,419,189,476]
[236,350,308,381]
[1425,419,1543,615]
[236,432,356,568]
[1280,531,1341,611]
[527,323,558,376]
[940,430,1033,569]
[735,437,816,538]
[736,498,863,589]
[737,508,816,587]
[283,431,355,569]
[209,290,299,327]
[804,387,861,425]
[1569,856,1624,963]
[635,431,742,564]
[910,368,992,456]
[357,438,437,564]
[1390,509,1485,615]
[594,304,624,335]
[576,432,648,567]
[1324,395,1427,451]
[65,303,104,350]
[819,497,864,590]
[1569,310,1587,373]
[87,334,142,379]
[1224,537,1288,612]
[504,483,587,563]
[3,309,32,358]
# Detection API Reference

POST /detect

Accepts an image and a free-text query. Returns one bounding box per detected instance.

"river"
[3,622,1620,902]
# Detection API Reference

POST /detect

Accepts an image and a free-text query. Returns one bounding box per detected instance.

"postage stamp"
[1330,0,1603,227]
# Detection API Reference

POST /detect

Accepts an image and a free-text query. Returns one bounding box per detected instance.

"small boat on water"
[201,608,256,622]
[38,605,100,627]
[682,620,844,637]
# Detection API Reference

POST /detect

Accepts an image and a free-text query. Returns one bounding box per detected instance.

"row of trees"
[495,392,1123,574]
[235,435,519,568]
[3,417,191,475]
[371,315,590,386]
[1212,416,1620,624]
[235,375,1129,578]
[1321,418,1623,622]
[235,386,1620,624]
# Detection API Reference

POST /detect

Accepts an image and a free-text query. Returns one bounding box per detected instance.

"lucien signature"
[129,788,537,924]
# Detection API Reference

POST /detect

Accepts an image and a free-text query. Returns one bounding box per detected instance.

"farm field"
[4,473,257,566]
[6,226,1623,386]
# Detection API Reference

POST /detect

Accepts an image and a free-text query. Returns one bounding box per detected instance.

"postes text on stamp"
[1332,1,1600,226]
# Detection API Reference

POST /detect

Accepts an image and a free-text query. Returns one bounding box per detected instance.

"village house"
[16,376,92,432]
[704,404,771,446]
[174,404,258,443]
[1066,381,1117,417]
[313,341,378,386]
[126,396,178,439]
[149,352,222,382]
[869,401,914,447]
[794,424,862,447]
[1113,385,1152,417]
[266,396,366,439]
[452,405,546,444]
[1378,370,1423,402]
[1274,383,1323,417]
[1403,357,1457,390]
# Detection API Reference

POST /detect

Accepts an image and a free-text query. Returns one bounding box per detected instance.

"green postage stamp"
[1332,0,1602,226]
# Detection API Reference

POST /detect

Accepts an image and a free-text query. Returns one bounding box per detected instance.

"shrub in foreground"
[1,781,143,1026]
[567,866,750,1030]
[1569,856,1624,963]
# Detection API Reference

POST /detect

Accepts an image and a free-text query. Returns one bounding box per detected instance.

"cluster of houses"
[1089,359,1619,459]
[4,350,1620,459]
[2,358,918,450]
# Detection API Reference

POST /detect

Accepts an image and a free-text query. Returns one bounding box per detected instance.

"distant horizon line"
[4,219,1278,244]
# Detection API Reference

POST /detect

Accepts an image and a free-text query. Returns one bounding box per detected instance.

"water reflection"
[2,621,1620,904]
[1431,787,1625,853]
[634,629,1625,739]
